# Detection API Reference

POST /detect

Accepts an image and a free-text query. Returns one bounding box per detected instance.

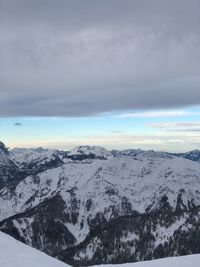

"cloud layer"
[1,0,200,117]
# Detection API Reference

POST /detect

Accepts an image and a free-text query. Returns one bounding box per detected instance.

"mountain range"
[0,141,200,266]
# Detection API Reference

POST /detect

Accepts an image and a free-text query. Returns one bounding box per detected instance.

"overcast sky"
[1,1,200,151]
[1,0,200,117]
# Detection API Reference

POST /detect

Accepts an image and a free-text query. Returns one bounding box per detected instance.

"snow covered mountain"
[0,231,69,267]
[174,150,200,162]
[0,143,66,189]
[10,147,64,175]
[68,145,112,160]
[0,142,200,266]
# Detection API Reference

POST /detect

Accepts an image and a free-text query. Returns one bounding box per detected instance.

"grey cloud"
[0,0,200,117]
[14,122,22,126]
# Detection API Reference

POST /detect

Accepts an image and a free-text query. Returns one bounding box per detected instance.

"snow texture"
[93,254,200,267]
[0,231,69,267]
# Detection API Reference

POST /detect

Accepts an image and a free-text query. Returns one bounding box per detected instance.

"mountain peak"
[68,145,112,160]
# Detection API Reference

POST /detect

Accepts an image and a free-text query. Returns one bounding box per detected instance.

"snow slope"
[94,254,200,267]
[0,231,69,267]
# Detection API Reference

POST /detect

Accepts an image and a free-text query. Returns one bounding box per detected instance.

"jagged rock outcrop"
[0,142,22,189]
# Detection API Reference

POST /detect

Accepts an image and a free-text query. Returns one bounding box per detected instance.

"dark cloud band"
[1,0,200,117]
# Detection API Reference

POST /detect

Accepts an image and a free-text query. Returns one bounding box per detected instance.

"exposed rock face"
[67,146,112,161]
[0,141,200,266]
[0,142,22,189]
[0,142,9,156]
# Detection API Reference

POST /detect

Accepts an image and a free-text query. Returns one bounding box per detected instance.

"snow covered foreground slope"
[0,231,69,267]
[96,254,200,267]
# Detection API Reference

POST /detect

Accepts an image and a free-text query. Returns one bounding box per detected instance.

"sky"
[0,0,200,151]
